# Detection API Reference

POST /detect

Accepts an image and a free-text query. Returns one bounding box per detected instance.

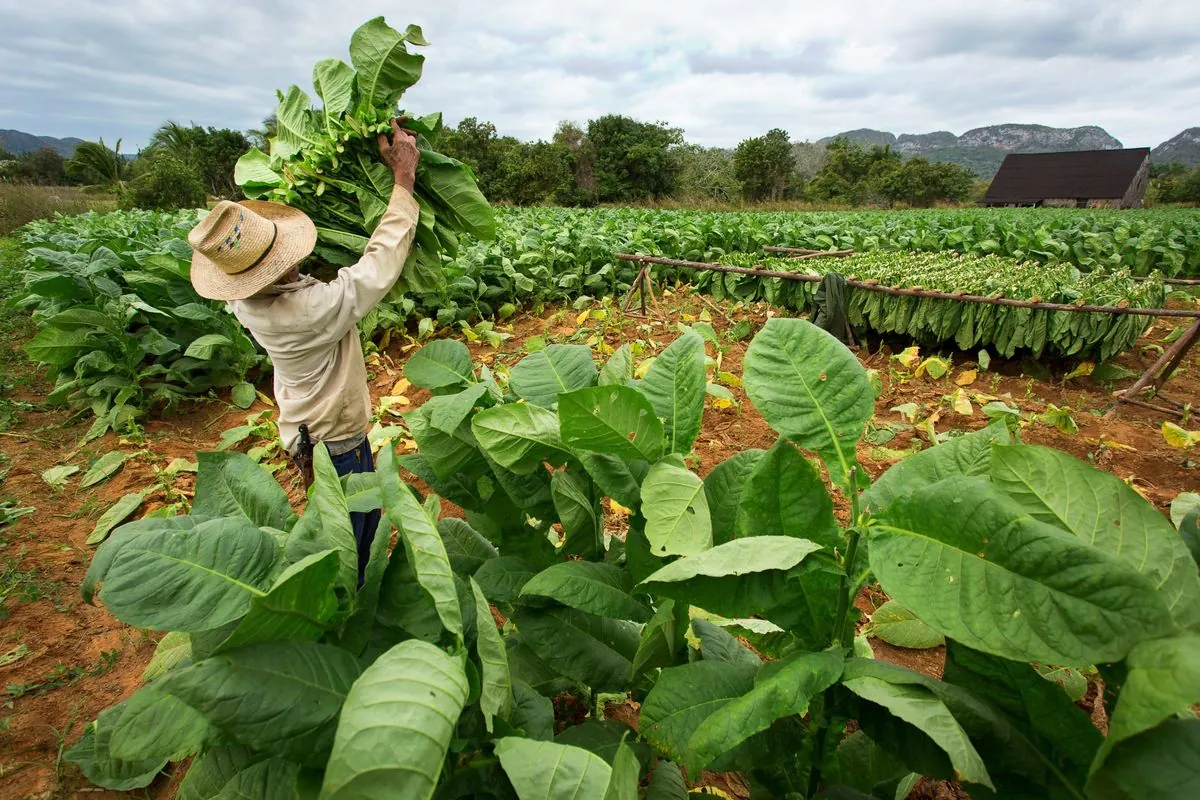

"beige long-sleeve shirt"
[229,186,420,455]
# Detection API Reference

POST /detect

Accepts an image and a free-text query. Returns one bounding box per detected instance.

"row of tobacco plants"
[14,205,1178,435]
[74,319,1199,799]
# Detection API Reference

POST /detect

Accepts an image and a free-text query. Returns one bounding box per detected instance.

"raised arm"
[305,122,421,340]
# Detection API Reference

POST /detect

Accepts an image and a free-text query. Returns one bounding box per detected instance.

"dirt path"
[1,292,1197,798]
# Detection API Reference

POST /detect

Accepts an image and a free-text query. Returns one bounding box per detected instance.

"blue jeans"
[329,439,380,587]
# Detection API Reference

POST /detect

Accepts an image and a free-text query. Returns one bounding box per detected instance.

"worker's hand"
[378,120,419,193]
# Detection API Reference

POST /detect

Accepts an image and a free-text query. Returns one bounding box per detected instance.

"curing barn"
[983,147,1152,208]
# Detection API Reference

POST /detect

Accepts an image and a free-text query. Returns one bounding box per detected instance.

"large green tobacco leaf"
[312,58,355,120]
[633,598,688,678]
[640,461,712,557]
[494,737,614,799]
[472,404,572,474]
[509,344,598,409]
[637,330,706,454]
[509,678,555,740]
[869,476,1176,665]
[692,619,761,669]
[305,446,361,591]
[25,326,94,369]
[422,161,497,240]
[639,536,823,618]
[215,549,340,652]
[348,16,425,110]
[743,318,873,488]
[65,703,168,790]
[1088,718,1200,800]
[513,607,639,691]
[941,642,1101,778]
[558,385,665,463]
[861,423,1009,515]
[108,683,211,762]
[639,660,758,772]
[1092,634,1200,773]
[736,437,839,548]
[579,452,645,509]
[704,450,765,544]
[474,557,539,604]
[470,577,512,732]
[275,85,320,150]
[520,561,650,622]
[604,741,641,800]
[842,675,993,790]
[425,383,491,434]
[162,640,361,764]
[194,451,296,530]
[375,534,443,642]
[555,720,646,768]
[210,757,307,799]
[645,761,688,799]
[176,745,264,800]
[92,516,277,632]
[825,731,914,800]
[321,641,468,799]
[439,517,498,575]
[688,650,844,770]
[403,404,480,480]
[551,469,602,559]
[599,344,633,387]
[405,339,475,391]
[990,444,1200,629]
[378,446,462,639]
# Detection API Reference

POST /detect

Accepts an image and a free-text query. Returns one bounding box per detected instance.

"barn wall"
[1121,157,1150,209]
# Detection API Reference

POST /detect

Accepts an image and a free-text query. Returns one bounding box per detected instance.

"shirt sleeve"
[303,186,420,342]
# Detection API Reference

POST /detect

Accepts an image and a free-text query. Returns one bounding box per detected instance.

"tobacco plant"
[71,319,1198,799]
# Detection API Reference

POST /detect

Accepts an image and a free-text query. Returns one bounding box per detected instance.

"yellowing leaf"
[575,309,591,327]
[892,346,921,369]
[951,388,974,416]
[916,356,951,379]
[390,378,411,396]
[378,396,411,417]
[634,357,655,380]
[712,398,735,411]
[1099,437,1137,452]
[1064,361,1095,382]
[1162,421,1200,450]
[955,369,978,386]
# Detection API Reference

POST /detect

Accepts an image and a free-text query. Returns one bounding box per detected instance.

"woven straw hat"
[188,200,317,301]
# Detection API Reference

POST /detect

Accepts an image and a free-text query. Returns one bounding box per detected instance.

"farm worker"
[185,121,420,586]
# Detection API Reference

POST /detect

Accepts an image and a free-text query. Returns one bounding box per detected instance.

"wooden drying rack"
[614,248,1200,419]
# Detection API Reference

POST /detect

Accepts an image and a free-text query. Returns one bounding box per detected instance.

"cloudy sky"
[2,0,1198,151]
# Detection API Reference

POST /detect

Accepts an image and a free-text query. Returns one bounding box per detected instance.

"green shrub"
[119,155,205,211]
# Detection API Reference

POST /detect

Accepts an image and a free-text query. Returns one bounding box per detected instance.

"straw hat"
[188,200,317,301]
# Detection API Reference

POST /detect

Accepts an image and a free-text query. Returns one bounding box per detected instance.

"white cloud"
[0,0,1196,150]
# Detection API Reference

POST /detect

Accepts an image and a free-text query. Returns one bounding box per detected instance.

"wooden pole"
[1107,317,1200,418]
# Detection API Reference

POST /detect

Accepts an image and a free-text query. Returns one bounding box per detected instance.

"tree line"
[0,123,252,211]
[6,114,1199,211]
[438,118,983,207]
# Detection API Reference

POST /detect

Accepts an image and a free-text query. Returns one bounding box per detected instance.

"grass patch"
[0,184,116,238]
[0,237,35,432]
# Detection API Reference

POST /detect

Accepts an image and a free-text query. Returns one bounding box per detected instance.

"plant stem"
[807,467,862,798]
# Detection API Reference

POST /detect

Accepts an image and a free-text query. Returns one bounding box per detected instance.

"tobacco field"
[3,187,1200,799]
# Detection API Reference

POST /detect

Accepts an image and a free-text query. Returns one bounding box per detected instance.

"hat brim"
[190,201,318,301]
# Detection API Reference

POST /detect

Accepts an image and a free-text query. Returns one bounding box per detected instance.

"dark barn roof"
[984,148,1150,204]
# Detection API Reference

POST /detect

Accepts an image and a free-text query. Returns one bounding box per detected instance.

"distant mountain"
[1151,128,1200,167]
[0,129,85,157]
[818,124,1123,179]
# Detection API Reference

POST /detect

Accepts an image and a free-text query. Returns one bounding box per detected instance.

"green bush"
[119,155,206,211]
